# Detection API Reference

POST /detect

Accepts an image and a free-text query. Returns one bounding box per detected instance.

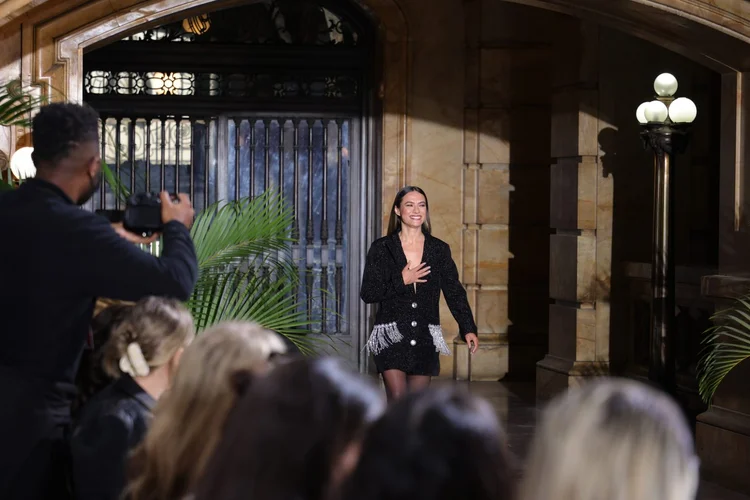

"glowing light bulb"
[10,147,36,180]
[654,73,678,97]
[668,97,697,124]
[636,102,650,124]
[644,100,669,123]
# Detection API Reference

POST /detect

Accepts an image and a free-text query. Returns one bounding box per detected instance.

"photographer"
[0,102,198,499]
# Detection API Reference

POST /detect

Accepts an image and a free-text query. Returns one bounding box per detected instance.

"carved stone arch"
[20,0,409,197]
[501,0,750,72]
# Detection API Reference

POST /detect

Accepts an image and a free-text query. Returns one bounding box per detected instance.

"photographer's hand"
[161,192,195,229]
[112,222,159,245]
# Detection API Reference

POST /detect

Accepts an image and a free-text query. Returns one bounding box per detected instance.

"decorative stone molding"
[13,0,409,234]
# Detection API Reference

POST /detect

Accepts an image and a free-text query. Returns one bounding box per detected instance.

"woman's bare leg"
[382,369,408,402]
[407,375,431,393]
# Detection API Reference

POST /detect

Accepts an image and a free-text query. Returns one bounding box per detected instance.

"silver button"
[411,302,417,309]
[410,339,417,346]
[411,321,417,327]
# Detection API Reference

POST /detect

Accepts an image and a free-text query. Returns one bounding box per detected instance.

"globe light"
[636,102,650,124]
[668,97,697,124]
[644,100,669,123]
[654,73,678,97]
[10,146,36,180]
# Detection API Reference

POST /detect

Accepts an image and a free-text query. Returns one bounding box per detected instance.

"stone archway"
[501,0,750,73]
[17,0,409,207]
[11,0,750,202]
[10,0,410,373]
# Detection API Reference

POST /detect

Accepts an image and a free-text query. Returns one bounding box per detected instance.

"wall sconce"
[182,14,211,35]
[10,146,36,180]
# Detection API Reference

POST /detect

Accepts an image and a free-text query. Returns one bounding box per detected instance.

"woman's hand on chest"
[402,261,430,286]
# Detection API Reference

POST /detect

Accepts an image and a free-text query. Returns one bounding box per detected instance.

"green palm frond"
[98,160,329,354]
[100,161,130,204]
[186,192,330,353]
[0,80,47,127]
[697,295,750,404]
[0,179,12,191]
[191,191,294,271]
[189,266,327,355]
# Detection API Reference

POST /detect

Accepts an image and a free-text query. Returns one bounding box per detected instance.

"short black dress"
[360,232,478,376]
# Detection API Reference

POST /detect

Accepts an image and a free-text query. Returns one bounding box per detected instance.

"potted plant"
[697,295,750,403]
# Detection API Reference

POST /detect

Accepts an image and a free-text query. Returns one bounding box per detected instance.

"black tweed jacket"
[360,232,477,352]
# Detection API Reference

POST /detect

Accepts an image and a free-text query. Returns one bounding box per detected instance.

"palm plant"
[103,163,330,354]
[0,79,48,190]
[697,295,750,404]
[187,191,328,354]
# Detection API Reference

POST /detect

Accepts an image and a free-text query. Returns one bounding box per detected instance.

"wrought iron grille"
[95,115,352,335]
[226,117,351,334]
[84,0,374,349]
[84,71,359,101]
[120,0,360,46]
[96,116,218,213]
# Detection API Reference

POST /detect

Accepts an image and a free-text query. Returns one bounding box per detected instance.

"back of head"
[518,378,699,500]
[31,102,99,170]
[73,303,135,417]
[126,321,288,500]
[341,386,513,500]
[101,296,195,378]
[193,356,385,500]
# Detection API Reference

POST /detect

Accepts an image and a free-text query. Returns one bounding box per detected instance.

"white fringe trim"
[428,324,452,355]
[366,322,404,355]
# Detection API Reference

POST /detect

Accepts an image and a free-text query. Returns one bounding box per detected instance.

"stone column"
[536,21,612,398]
[452,0,510,381]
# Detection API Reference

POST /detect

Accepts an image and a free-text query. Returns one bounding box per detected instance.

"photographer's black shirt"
[0,179,197,429]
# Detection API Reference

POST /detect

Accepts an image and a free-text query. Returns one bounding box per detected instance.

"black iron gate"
[84,0,376,349]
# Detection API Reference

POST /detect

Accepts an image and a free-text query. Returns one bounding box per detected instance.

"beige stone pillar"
[536,21,612,398]
[452,0,510,381]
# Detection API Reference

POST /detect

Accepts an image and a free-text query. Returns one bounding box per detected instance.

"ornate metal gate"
[83,0,377,366]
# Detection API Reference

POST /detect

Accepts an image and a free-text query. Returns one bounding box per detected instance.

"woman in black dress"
[360,186,479,401]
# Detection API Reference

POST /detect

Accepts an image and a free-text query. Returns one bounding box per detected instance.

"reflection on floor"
[432,380,749,500]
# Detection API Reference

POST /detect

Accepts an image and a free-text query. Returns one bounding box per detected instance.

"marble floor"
[434,380,749,500]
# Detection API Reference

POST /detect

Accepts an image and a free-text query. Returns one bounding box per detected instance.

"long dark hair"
[192,357,385,500]
[386,185,432,236]
[339,386,516,500]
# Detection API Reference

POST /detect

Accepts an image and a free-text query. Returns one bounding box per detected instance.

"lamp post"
[636,73,697,394]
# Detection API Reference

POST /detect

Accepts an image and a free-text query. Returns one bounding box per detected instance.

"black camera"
[97,192,178,236]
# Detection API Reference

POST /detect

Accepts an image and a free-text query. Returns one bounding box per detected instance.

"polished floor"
[433,380,749,500]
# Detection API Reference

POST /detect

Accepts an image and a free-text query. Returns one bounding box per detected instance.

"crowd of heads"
[70,296,700,500]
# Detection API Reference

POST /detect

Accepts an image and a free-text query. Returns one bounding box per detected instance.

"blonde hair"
[518,378,699,500]
[101,296,194,378]
[126,321,288,500]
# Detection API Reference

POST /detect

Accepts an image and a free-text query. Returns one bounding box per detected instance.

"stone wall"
[2,0,750,490]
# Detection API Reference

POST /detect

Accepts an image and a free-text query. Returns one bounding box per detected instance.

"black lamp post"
[637,73,697,394]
